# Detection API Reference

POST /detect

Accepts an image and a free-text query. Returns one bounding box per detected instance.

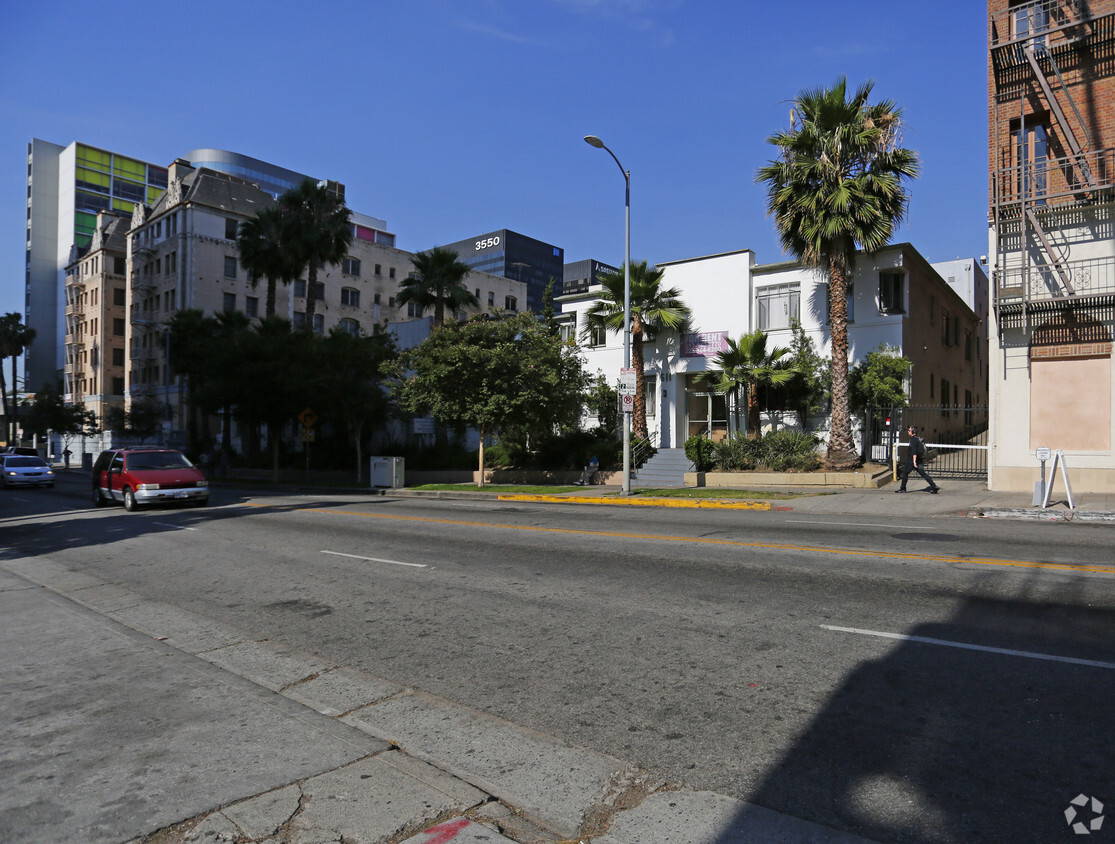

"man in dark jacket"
[896,425,940,493]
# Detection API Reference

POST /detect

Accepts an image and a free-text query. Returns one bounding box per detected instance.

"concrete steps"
[633,447,692,488]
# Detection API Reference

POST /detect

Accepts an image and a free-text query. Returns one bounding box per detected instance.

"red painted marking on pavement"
[422,818,471,843]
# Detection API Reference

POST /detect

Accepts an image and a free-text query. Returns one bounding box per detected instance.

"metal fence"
[864,405,990,480]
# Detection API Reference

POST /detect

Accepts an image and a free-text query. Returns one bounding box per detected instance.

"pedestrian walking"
[896,425,939,493]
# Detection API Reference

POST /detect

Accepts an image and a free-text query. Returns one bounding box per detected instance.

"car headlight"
[196,480,208,488]
[136,483,160,490]
[45,469,54,475]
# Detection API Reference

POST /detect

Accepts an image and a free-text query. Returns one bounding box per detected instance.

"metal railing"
[864,406,989,480]
[995,254,1115,303]
[990,0,1094,49]
[994,148,1115,212]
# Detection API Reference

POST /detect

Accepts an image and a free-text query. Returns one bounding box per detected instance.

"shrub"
[757,429,822,472]
[712,435,763,470]
[685,435,717,472]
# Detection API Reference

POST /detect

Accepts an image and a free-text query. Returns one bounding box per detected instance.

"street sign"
[620,393,635,413]
[301,426,316,443]
[618,367,636,396]
[298,407,318,427]
[1035,446,1052,461]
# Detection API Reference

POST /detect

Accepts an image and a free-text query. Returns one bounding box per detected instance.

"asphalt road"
[3,476,1114,844]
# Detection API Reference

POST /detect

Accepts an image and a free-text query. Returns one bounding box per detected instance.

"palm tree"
[398,247,479,326]
[755,77,919,469]
[278,179,353,332]
[167,309,219,454]
[0,313,36,443]
[584,261,691,440]
[713,330,796,437]
[237,206,292,317]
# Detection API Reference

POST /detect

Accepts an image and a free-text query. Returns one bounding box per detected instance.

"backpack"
[911,436,926,459]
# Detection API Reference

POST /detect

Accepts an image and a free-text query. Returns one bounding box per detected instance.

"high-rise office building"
[439,229,564,314]
[25,140,167,392]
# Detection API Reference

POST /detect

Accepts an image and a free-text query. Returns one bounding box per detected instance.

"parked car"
[2,446,40,456]
[1,455,55,488]
[91,447,208,511]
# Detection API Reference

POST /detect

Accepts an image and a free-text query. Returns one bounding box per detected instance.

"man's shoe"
[894,489,907,493]
[929,487,940,494]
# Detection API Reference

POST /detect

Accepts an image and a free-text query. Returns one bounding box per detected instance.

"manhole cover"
[892,533,960,542]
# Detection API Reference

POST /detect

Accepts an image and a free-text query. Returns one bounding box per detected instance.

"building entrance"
[686,374,728,440]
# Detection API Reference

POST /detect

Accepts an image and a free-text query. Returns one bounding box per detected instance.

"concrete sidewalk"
[0,556,877,844]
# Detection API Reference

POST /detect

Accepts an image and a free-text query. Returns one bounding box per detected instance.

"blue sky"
[0,0,990,319]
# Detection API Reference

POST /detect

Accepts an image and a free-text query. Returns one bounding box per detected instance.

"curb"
[498,494,772,510]
[966,507,1115,523]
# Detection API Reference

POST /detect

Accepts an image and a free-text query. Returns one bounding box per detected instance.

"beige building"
[62,210,131,424]
[63,160,524,442]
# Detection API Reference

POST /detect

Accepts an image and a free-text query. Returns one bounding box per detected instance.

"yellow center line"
[237,501,1115,575]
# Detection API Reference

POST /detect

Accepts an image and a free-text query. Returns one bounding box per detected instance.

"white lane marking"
[789,519,927,529]
[822,625,1115,670]
[154,522,200,531]
[320,550,427,568]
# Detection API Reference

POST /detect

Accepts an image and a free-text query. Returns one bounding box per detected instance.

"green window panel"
[147,186,162,203]
[112,199,134,213]
[75,210,97,235]
[113,156,146,180]
[76,145,111,171]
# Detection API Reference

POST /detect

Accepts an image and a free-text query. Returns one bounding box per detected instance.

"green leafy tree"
[756,77,919,468]
[584,261,691,440]
[21,381,98,455]
[541,278,559,336]
[105,396,166,443]
[278,179,353,331]
[784,319,831,421]
[398,247,480,327]
[849,345,911,411]
[394,313,588,488]
[585,373,620,436]
[712,330,796,437]
[237,206,293,317]
[0,313,36,443]
[317,327,397,482]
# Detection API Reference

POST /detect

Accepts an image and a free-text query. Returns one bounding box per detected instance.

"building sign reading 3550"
[475,236,501,251]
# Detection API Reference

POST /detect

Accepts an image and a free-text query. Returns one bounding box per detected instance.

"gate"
[864,404,989,481]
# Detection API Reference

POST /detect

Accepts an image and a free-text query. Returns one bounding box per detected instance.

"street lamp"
[584,134,631,496]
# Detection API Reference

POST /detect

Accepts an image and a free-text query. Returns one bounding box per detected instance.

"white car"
[0,455,55,488]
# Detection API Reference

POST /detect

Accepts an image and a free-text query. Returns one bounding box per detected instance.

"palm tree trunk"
[477,426,486,489]
[632,323,648,440]
[266,278,276,318]
[0,362,8,443]
[826,256,858,469]
[304,262,317,330]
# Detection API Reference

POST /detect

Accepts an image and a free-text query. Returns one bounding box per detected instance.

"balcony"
[994,147,1115,214]
[132,271,157,292]
[990,0,1101,51]
[996,254,1115,308]
[64,299,84,318]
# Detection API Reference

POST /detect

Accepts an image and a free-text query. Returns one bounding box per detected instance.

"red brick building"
[988,0,1115,492]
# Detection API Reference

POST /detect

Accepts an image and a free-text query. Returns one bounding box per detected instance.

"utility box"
[370,456,405,489]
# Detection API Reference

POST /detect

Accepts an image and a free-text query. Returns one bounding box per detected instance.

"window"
[312,281,324,300]
[487,292,495,308]
[113,288,126,306]
[313,314,324,334]
[245,296,258,317]
[374,293,381,305]
[757,284,800,330]
[389,296,395,307]
[930,373,935,399]
[112,347,125,366]
[1015,121,1049,205]
[224,256,237,279]
[389,267,396,279]
[374,264,382,276]
[294,280,306,298]
[590,322,607,347]
[113,318,125,336]
[112,377,125,396]
[223,293,236,312]
[167,252,177,274]
[114,256,126,275]
[940,378,951,416]
[225,218,239,240]
[341,287,359,307]
[505,295,517,312]
[407,303,420,318]
[965,331,973,361]
[339,318,360,336]
[645,374,658,417]
[879,271,905,314]
[293,311,305,328]
[342,258,361,276]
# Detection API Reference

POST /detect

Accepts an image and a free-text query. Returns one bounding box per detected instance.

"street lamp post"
[584,135,631,496]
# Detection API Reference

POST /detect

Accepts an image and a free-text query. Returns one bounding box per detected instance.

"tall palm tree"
[398,247,479,326]
[713,330,795,437]
[584,261,691,440]
[278,179,353,332]
[167,309,219,454]
[237,206,292,317]
[756,77,918,469]
[0,313,36,443]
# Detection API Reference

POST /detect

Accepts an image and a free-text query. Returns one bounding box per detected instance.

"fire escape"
[990,0,1115,333]
[63,267,85,401]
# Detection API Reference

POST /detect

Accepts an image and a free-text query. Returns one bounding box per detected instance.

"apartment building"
[988,0,1115,492]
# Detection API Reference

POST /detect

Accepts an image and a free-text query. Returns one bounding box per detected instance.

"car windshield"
[6,457,46,468]
[126,452,194,470]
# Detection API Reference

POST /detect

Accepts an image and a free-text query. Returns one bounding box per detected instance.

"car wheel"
[92,487,107,507]
[123,487,139,512]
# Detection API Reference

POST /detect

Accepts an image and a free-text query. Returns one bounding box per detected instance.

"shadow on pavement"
[731,569,1115,843]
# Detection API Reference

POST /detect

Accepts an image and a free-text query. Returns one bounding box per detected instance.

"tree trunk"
[0,362,8,443]
[266,278,276,318]
[632,321,647,440]
[826,256,859,469]
[304,261,317,330]
[477,426,486,489]
[747,385,762,437]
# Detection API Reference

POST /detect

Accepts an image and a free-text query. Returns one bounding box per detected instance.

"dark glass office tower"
[440,230,564,314]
